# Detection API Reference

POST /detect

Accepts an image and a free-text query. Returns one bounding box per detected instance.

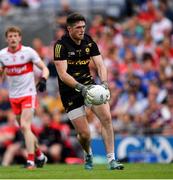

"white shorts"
[67,106,86,120]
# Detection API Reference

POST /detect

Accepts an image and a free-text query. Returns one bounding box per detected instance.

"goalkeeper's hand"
[36,77,47,92]
[101,81,111,102]
[101,81,108,89]
[75,83,94,105]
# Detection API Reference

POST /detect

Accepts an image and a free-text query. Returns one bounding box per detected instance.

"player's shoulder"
[21,45,34,51]
[83,34,94,43]
[0,47,8,55]
[55,34,69,46]
[21,45,38,55]
[54,39,62,46]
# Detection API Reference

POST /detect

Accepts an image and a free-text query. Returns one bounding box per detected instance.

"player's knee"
[20,124,30,133]
[101,115,112,125]
[79,130,91,140]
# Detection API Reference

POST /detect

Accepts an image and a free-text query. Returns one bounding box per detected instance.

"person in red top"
[137,0,156,26]
[0,26,49,169]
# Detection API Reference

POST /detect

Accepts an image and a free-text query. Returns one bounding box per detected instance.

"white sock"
[37,153,45,160]
[85,147,93,156]
[27,160,35,165]
[107,153,115,163]
[88,147,93,155]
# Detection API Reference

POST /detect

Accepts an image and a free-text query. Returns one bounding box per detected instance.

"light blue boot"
[109,160,124,170]
[84,154,93,170]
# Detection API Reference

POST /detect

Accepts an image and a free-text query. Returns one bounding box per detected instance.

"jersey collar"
[8,44,22,53]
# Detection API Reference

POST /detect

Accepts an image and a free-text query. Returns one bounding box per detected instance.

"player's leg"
[10,98,35,169]
[21,95,47,168]
[71,116,91,155]
[67,106,93,170]
[34,135,47,168]
[19,111,47,169]
[20,108,36,169]
[91,103,124,170]
[92,103,114,154]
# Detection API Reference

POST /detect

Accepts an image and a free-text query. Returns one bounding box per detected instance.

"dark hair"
[142,52,153,62]
[66,12,86,26]
[5,26,22,37]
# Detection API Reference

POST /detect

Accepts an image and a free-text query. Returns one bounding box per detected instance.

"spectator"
[0,0,12,16]
[1,111,25,166]
[161,86,173,135]
[151,8,172,43]
[0,89,11,124]
[38,110,73,163]
[55,0,73,29]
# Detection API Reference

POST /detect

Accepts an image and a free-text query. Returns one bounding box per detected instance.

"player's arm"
[54,60,94,103]
[54,42,80,88]
[35,60,49,80]
[54,60,79,88]
[29,47,49,92]
[35,60,49,92]
[91,55,108,84]
[89,36,108,88]
[29,47,49,80]
[91,55,110,101]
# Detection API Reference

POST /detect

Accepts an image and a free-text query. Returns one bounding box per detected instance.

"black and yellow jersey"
[54,33,100,94]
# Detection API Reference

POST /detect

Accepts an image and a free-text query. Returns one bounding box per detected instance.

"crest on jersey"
[20,55,25,60]
[85,48,90,54]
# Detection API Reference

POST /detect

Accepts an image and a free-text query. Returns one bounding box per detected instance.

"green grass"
[0,163,173,179]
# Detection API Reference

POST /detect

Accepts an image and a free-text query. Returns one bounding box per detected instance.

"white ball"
[87,85,110,105]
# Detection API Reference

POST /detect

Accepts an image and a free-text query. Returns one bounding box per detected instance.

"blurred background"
[0,0,173,166]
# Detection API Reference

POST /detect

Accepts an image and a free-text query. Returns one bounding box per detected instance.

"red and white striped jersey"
[0,45,42,98]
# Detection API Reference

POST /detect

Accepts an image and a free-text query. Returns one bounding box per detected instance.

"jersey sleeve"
[28,47,42,64]
[54,42,67,61]
[90,41,101,56]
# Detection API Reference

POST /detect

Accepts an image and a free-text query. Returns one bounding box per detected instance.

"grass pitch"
[0,163,173,179]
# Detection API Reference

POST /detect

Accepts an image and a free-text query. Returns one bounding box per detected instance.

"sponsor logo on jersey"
[68,101,73,106]
[88,43,92,47]
[68,59,90,65]
[5,62,33,76]
[68,52,75,56]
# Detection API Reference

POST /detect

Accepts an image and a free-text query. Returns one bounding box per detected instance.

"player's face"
[6,32,21,49]
[69,21,86,40]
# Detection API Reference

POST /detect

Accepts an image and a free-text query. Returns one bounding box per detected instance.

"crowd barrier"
[91,135,173,163]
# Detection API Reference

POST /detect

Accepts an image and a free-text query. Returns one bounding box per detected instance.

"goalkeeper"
[54,13,124,170]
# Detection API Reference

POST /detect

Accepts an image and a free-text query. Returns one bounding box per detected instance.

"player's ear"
[67,26,70,31]
[19,35,22,42]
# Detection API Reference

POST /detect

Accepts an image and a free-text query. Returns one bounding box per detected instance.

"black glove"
[36,77,47,92]
[75,83,94,104]
[75,83,88,96]
[101,81,109,89]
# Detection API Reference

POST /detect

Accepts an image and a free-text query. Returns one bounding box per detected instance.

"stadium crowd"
[0,0,173,165]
